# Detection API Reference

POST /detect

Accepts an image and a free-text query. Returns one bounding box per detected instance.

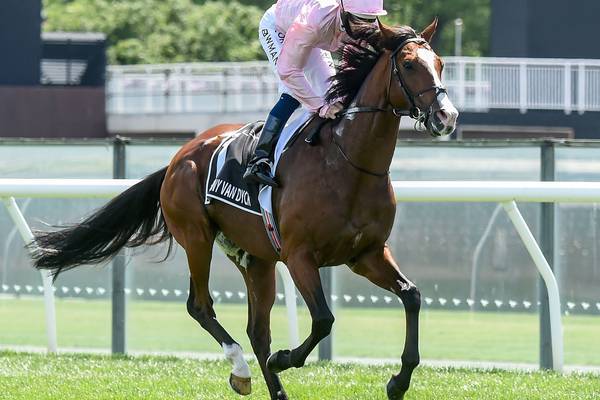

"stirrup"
[243,159,278,188]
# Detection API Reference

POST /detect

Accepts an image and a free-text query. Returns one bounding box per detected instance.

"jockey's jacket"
[274,0,347,112]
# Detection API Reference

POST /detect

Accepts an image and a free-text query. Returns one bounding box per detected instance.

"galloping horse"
[33,20,458,400]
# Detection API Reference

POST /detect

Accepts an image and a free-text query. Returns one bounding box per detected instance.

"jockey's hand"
[319,102,344,119]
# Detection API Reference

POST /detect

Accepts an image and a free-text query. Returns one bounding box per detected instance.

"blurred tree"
[382,0,490,56]
[43,0,265,64]
[196,0,491,56]
[43,0,489,64]
[193,0,274,9]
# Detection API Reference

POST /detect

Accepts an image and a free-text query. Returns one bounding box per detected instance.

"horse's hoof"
[386,376,405,400]
[229,373,252,396]
[267,350,292,373]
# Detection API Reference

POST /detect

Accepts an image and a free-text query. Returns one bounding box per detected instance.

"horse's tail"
[32,167,172,278]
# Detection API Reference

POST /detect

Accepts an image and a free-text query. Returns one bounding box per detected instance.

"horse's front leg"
[351,245,421,400]
[267,251,334,373]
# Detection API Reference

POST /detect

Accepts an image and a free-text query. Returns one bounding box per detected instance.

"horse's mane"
[325,24,419,106]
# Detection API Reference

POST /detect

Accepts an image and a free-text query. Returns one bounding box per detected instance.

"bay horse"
[33,20,458,400]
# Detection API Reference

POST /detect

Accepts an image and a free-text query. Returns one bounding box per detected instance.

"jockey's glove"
[319,102,344,119]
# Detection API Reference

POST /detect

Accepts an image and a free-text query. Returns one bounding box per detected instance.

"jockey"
[243,0,386,187]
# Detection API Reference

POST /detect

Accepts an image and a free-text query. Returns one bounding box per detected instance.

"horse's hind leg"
[162,159,252,395]
[230,257,288,400]
[184,239,252,396]
[351,245,421,400]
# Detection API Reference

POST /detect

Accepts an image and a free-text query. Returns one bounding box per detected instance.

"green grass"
[1,298,600,365]
[0,352,598,400]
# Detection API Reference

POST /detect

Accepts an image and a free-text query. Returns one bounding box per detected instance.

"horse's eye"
[403,61,413,70]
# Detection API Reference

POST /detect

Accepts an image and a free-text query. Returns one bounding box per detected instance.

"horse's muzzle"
[429,108,458,136]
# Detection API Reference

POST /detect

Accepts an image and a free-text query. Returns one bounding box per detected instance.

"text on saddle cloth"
[205,122,263,215]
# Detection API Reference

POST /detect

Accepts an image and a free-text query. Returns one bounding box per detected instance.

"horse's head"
[378,20,459,137]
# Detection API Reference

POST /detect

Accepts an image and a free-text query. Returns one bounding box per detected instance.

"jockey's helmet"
[342,0,387,19]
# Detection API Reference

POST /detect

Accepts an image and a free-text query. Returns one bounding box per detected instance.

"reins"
[331,133,390,177]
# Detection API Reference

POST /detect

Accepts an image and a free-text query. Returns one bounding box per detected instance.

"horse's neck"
[336,55,401,175]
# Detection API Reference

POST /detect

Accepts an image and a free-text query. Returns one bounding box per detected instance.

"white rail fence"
[444,57,600,115]
[107,57,600,115]
[5,179,600,372]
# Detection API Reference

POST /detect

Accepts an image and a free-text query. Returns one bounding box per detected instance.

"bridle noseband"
[342,36,447,130]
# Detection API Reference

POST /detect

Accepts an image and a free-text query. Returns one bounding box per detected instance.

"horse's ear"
[420,17,438,43]
[379,21,394,41]
[377,22,396,48]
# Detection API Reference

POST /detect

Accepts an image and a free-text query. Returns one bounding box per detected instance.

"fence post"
[578,63,586,115]
[2,197,58,353]
[519,62,528,114]
[474,60,484,111]
[318,268,334,361]
[276,263,300,349]
[112,136,127,354]
[539,141,556,370]
[222,69,230,113]
[457,58,466,110]
[564,63,572,115]
[164,69,171,114]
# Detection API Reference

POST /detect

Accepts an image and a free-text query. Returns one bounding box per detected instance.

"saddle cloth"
[205,110,312,216]
[205,122,264,215]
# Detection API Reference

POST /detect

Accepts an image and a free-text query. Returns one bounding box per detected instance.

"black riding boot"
[243,115,285,187]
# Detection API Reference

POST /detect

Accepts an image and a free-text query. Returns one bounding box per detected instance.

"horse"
[32,20,458,400]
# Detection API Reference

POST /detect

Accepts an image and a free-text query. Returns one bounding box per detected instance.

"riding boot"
[243,114,285,187]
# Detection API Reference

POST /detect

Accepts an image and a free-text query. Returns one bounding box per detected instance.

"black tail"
[32,167,172,278]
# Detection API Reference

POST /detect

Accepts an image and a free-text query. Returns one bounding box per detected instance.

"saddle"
[205,113,331,254]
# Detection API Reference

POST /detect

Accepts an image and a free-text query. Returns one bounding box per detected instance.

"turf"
[1,298,599,365]
[0,351,598,400]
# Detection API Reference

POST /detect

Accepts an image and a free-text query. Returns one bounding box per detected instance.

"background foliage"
[43,0,265,64]
[43,0,489,65]
[384,0,490,57]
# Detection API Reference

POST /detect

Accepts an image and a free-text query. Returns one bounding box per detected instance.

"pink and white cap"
[342,0,387,17]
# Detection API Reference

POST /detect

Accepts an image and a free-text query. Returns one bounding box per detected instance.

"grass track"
[1,298,600,365]
[0,352,599,400]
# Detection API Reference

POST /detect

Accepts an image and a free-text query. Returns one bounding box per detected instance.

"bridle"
[341,37,447,130]
[390,37,448,130]
[338,0,447,126]
[332,36,448,177]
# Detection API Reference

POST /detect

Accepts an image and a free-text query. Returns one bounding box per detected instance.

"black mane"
[325,25,419,106]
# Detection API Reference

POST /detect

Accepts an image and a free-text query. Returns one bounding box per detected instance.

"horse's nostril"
[435,110,449,124]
